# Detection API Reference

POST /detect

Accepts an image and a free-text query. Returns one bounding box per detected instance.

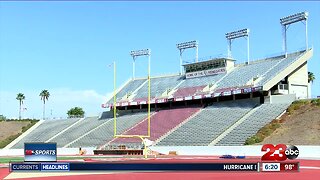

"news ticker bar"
[9,162,299,172]
[10,162,258,172]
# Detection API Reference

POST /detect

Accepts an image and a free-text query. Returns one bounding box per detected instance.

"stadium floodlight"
[176,40,198,74]
[176,40,198,50]
[280,12,309,57]
[280,12,308,26]
[116,48,151,149]
[225,28,250,64]
[225,28,249,40]
[130,49,151,80]
[130,49,151,57]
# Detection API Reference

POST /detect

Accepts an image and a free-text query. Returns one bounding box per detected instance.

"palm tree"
[40,90,50,120]
[16,93,25,120]
[308,72,315,84]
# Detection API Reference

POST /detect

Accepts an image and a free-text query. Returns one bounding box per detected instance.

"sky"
[0,1,319,119]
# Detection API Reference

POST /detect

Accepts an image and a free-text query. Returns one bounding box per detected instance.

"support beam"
[225,28,250,63]
[176,40,198,74]
[280,11,308,56]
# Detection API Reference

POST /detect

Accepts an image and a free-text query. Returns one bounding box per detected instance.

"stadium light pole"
[113,61,117,137]
[225,28,250,64]
[176,40,198,74]
[280,11,309,57]
[132,57,136,80]
[130,49,151,137]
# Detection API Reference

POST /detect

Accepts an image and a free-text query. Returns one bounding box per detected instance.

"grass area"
[0,157,23,163]
[287,99,320,114]
[0,133,22,149]
[245,119,281,145]
[245,98,320,145]
[0,120,39,148]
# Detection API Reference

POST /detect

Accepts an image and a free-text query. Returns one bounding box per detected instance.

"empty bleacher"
[48,116,105,147]
[110,107,200,144]
[156,100,258,146]
[108,78,146,103]
[67,113,148,148]
[11,118,80,149]
[133,75,182,99]
[216,57,284,89]
[179,74,225,88]
[8,50,309,149]
[216,103,290,146]
[257,51,305,86]
[173,86,206,97]
[105,52,304,103]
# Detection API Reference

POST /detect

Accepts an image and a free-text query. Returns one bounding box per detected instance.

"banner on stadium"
[186,68,226,79]
[139,101,147,105]
[175,97,184,101]
[193,95,202,99]
[130,102,138,106]
[243,88,252,93]
[121,102,128,106]
[156,99,166,103]
[103,86,263,108]
[233,89,242,94]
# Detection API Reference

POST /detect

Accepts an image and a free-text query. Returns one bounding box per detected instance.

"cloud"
[0,88,111,119]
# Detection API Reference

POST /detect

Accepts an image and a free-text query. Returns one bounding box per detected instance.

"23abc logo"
[261,144,299,161]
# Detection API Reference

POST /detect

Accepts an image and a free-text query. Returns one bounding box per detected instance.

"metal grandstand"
[5,11,314,150]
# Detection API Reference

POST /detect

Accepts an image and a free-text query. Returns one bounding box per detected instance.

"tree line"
[15,90,85,120]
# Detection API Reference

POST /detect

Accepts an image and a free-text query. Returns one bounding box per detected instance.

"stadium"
[0,4,320,180]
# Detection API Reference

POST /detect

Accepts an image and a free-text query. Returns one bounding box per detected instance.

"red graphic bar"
[280,162,299,172]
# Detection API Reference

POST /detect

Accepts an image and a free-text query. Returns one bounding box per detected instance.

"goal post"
[112,49,152,158]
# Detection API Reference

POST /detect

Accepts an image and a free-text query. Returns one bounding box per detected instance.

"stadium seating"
[156,100,258,146]
[11,118,80,149]
[117,79,146,98]
[257,51,305,86]
[104,51,304,103]
[110,107,200,144]
[48,116,108,147]
[179,74,225,88]
[67,113,148,148]
[173,86,206,97]
[133,75,182,99]
[8,50,309,149]
[216,103,290,146]
[216,57,284,89]
[108,79,147,103]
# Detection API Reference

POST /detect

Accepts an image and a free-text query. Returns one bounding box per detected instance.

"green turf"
[0,157,23,163]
